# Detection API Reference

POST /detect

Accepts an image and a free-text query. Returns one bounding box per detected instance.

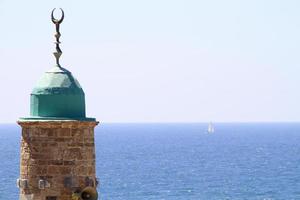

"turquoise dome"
[29,65,87,119]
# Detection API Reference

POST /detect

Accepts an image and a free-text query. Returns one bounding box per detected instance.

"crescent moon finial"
[51,8,64,24]
[51,8,64,67]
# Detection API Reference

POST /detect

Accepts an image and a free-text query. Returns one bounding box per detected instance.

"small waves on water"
[0,123,300,199]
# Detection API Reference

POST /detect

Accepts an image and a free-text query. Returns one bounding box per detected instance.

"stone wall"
[17,121,99,200]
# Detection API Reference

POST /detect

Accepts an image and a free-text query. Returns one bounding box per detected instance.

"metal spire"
[51,8,64,67]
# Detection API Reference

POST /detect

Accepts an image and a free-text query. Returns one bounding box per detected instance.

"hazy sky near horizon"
[1,0,300,122]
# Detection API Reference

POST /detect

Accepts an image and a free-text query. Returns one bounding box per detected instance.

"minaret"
[17,9,99,200]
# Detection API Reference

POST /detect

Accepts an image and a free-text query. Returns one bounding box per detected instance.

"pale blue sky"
[1,0,300,122]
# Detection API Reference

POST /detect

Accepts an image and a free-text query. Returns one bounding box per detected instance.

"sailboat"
[207,122,214,134]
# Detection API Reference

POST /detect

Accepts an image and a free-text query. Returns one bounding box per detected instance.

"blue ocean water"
[0,123,300,200]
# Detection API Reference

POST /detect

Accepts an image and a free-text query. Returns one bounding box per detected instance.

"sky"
[1,0,300,123]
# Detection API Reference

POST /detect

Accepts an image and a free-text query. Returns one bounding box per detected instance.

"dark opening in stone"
[46,196,57,200]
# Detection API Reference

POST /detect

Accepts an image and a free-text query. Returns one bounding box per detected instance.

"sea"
[0,123,300,200]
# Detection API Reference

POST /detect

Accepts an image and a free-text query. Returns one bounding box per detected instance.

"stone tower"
[17,9,99,200]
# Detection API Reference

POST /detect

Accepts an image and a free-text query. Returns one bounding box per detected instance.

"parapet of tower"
[17,8,99,200]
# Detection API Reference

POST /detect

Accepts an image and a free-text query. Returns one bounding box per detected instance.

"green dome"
[29,65,87,119]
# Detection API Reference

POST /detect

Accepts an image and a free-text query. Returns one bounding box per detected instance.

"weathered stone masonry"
[18,121,98,200]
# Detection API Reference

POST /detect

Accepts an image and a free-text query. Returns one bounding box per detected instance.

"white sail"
[207,122,214,133]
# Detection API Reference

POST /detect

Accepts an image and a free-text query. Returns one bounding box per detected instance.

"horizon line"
[2,121,300,125]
